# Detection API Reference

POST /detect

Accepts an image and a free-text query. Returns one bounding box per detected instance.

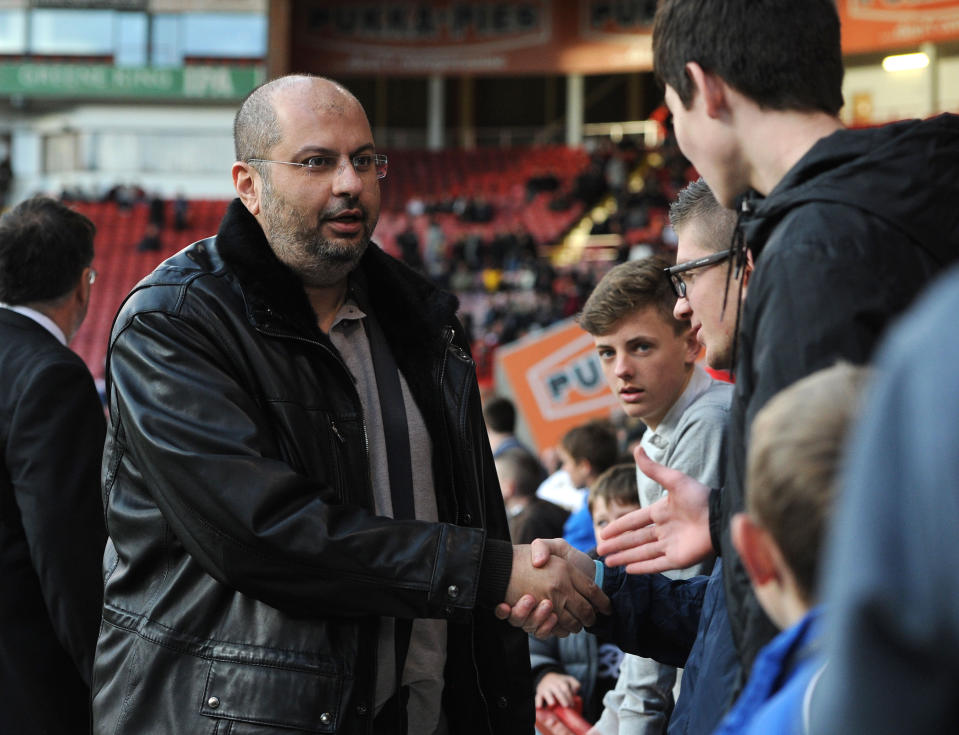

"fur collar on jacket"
[214,198,461,354]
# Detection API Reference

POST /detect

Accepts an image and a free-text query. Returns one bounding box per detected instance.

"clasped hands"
[496,447,715,638]
[497,540,610,639]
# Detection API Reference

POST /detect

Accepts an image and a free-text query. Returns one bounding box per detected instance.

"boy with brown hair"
[577,256,731,734]
[588,464,644,538]
[578,256,730,520]
[715,362,869,734]
[552,420,620,553]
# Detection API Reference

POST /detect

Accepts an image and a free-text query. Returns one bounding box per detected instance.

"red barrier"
[535,696,592,735]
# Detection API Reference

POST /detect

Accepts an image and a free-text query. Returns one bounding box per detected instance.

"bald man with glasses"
[93,74,607,735]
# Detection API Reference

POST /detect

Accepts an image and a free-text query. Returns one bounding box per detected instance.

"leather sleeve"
[106,307,488,621]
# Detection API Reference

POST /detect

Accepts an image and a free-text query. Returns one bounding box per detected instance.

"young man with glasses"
[666,179,752,373]
[598,0,959,701]
[93,75,608,735]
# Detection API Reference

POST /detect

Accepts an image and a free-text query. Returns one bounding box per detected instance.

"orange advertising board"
[495,317,619,453]
[838,0,959,53]
[290,0,655,76]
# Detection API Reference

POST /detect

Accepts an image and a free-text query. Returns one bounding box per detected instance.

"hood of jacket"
[740,113,959,267]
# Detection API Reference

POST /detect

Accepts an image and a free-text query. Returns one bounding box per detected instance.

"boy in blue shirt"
[715,363,868,735]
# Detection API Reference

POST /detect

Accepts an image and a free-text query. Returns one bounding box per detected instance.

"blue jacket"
[563,501,596,552]
[714,607,823,735]
[592,560,739,734]
[592,564,704,668]
[668,561,740,735]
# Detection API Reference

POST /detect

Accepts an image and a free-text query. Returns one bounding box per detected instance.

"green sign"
[0,63,264,100]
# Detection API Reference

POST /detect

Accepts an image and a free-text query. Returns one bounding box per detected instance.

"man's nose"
[674,296,692,321]
[332,159,364,197]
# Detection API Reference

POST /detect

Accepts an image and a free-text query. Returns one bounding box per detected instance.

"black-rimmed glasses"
[665,249,732,299]
[247,153,388,180]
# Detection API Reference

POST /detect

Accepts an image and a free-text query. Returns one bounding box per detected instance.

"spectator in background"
[423,216,447,286]
[136,191,166,251]
[525,169,560,202]
[483,394,529,458]
[396,218,423,270]
[531,464,639,724]
[0,196,107,734]
[173,191,190,231]
[714,363,869,734]
[555,421,620,553]
[495,447,566,546]
[105,182,139,211]
[579,254,730,734]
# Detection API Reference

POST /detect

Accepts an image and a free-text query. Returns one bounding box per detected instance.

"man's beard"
[261,181,374,288]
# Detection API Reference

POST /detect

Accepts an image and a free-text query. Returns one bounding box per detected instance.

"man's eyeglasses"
[247,154,388,180]
[665,249,732,299]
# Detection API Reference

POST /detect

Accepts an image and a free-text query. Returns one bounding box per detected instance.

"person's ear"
[742,248,755,287]
[731,512,778,587]
[685,62,728,119]
[78,266,93,308]
[232,161,261,216]
[580,459,596,484]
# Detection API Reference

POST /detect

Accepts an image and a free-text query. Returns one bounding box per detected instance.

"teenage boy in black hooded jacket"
[592,0,959,696]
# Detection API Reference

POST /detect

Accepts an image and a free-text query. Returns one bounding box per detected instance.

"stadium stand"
[67,138,691,392]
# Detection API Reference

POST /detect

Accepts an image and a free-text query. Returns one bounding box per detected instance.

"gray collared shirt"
[637,363,731,582]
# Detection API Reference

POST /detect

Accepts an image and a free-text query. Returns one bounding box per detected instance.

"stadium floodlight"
[881,52,929,73]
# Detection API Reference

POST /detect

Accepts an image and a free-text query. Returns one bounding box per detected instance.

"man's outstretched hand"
[596,447,714,574]
[497,539,607,638]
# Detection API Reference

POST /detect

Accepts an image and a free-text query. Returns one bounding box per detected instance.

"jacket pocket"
[200,657,344,733]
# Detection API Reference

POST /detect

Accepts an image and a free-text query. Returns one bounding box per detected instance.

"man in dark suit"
[0,195,107,733]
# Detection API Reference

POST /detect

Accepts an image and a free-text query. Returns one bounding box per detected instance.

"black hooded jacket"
[710,113,959,679]
[93,200,531,734]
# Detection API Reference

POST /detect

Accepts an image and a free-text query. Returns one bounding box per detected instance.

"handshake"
[496,539,611,639]
[496,448,716,639]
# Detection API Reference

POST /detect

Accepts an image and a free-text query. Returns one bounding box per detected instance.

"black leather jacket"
[93,200,532,734]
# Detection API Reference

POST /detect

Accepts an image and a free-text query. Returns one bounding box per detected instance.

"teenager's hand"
[596,447,713,574]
